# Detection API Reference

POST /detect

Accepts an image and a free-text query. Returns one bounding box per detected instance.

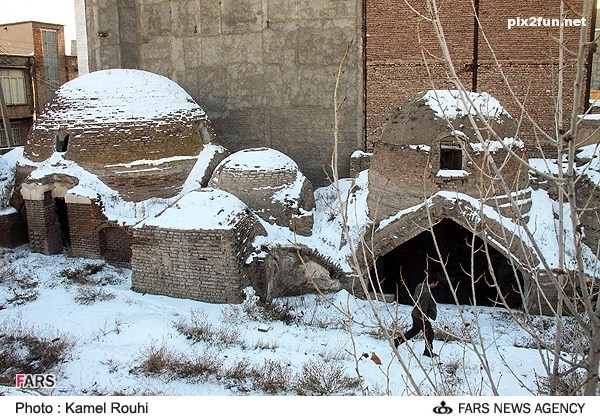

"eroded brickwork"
[24,192,63,255]
[25,118,204,202]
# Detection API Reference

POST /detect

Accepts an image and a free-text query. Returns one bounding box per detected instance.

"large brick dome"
[23,69,213,201]
[368,90,527,221]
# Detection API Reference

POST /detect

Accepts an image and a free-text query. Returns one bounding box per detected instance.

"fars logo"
[15,374,56,389]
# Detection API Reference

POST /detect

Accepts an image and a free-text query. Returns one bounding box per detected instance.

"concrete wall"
[84,0,365,186]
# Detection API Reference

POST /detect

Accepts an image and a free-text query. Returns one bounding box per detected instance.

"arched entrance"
[372,218,524,308]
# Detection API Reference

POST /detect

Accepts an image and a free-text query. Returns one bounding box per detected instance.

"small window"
[56,133,69,152]
[440,140,462,170]
[0,122,22,147]
[0,69,27,105]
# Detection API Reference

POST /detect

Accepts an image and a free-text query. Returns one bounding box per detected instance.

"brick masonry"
[0,210,29,248]
[25,114,207,203]
[210,165,315,234]
[24,191,63,255]
[366,0,592,149]
[131,214,260,303]
[67,201,132,266]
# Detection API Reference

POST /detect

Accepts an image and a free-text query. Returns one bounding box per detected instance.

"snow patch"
[136,188,249,230]
[436,169,469,178]
[422,90,510,120]
[215,147,298,173]
[469,137,524,153]
[39,69,205,127]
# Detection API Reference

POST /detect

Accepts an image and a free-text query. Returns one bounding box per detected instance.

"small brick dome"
[368,90,527,221]
[209,147,315,232]
[380,90,517,147]
[23,69,213,201]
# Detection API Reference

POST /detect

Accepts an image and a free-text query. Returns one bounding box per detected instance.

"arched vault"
[357,193,537,308]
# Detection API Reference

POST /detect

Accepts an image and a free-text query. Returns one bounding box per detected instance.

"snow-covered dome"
[38,69,205,127]
[380,90,517,147]
[137,188,252,231]
[209,148,315,233]
[22,69,215,202]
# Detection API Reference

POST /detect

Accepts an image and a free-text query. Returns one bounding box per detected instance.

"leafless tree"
[328,0,599,395]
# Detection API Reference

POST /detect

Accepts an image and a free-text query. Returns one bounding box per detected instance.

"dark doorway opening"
[372,219,523,308]
[56,133,69,152]
[54,198,71,248]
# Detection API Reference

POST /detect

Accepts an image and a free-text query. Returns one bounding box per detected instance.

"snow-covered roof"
[380,90,516,147]
[137,188,250,230]
[215,147,299,173]
[422,90,510,120]
[37,69,205,127]
[20,144,226,225]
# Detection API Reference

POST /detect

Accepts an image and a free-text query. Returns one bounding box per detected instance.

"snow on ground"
[0,246,561,396]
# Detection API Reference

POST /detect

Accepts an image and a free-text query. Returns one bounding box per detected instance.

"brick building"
[0,21,78,151]
[132,189,263,303]
[14,69,221,264]
[364,90,535,308]
[209,147,316,235]
[1,54,34,150]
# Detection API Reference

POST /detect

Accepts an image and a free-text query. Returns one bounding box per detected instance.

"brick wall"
[66,55,79,82]
[210,166,315,233]
[31,22,69,109]
[131,219,257,303]
[349,152,372,177]
[0,210,29,248]
[99,226,132,267]
[25,117,205,202]
[368,144,528,222]
[67,202,106,260]
[366,0,592,149]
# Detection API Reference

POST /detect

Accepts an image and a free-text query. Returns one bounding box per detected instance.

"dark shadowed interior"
[372,219,523,308]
